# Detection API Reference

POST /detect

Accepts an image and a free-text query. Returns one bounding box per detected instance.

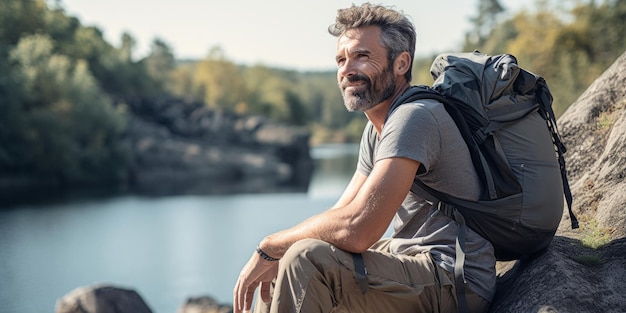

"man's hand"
[233,252,279,313]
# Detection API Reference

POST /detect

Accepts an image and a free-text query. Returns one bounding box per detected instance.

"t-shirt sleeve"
[356,122,375,176]
[375,102,441,173]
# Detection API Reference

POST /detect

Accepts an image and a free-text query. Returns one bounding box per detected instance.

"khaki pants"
[254,238,489,313]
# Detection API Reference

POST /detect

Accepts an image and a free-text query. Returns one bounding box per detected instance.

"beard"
[339,64,396,112]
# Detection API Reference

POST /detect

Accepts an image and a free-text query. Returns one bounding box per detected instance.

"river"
[0,144,359,313]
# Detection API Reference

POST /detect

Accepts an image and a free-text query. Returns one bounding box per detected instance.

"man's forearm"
[258,158,417,259]
[258,208,356,259]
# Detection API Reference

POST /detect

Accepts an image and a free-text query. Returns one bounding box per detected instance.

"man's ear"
[394,52,411,76]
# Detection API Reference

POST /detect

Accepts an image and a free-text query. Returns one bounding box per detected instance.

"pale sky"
[58,0,535,71]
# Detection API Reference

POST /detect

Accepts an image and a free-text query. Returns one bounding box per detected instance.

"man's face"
[336,26,396,112]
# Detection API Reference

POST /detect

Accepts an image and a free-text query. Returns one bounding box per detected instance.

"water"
[0,144,359,313]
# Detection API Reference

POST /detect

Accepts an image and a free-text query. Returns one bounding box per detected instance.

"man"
[233,3,495,313]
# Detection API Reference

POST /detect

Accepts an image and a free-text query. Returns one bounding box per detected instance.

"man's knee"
[281,239,337,268]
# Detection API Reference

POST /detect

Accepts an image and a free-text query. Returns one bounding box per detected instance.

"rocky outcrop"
[556,51,626,240]
[123,96,313,196]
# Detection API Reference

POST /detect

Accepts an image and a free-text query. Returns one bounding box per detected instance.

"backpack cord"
[537,82,579,229]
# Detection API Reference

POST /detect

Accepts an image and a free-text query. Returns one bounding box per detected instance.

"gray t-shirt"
[356,98,496,301]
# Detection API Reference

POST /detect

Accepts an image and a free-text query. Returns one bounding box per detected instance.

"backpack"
[394,51,579,312]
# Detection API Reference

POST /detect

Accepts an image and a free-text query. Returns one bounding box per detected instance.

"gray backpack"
[395,51,579,312]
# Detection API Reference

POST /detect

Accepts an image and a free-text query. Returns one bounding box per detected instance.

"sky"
[57,0,536,71]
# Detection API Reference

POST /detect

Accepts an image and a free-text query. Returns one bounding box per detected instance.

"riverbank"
[0,95,315,207]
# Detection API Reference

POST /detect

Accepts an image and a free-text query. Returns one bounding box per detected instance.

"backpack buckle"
[472,128,489,144]
[436,201,455,217]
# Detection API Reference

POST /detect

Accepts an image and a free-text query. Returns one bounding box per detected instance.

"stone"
[55,284,153,313]
[177,296,233,313]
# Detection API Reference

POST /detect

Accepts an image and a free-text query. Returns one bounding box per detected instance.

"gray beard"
[340,67,396,112]
[342,89,378,112]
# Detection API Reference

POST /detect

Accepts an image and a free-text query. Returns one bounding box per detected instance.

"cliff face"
[123,96,314,196]
[556,51,626,240]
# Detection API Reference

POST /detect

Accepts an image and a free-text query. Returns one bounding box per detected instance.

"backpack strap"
[440,202,470,313]
[411,183,470,313]
[351,253,368,294]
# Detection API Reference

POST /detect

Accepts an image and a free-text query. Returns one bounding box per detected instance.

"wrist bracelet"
[256,246,280,261]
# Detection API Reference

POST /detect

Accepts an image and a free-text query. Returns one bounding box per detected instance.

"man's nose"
[338,59,357,80]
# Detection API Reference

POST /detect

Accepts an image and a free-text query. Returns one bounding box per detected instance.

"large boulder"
[556,51,626,240]
[56,284,153,313]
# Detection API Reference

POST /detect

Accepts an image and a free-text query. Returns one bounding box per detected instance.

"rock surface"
[490,237,626,313]
[556,51,626,240]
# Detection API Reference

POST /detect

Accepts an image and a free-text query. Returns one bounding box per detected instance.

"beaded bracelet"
[256,246,280,261]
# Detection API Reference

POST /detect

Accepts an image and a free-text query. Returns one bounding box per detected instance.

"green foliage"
[411,56,437,85]
[0,0,140,186]
[581,219,613,249]
[0,0,46,46]
[466,0,506,48]
[192,47,247,110]
[467,0,626,117]
[2,34,130,182]
[144,38,175,90]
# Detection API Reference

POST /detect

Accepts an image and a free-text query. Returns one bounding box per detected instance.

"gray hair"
[328,3,416,82]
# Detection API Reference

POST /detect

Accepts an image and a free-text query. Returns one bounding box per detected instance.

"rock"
[557,51,626,240]
[178,296,233,313]
[490,236,626,312]
[55,284,153,313]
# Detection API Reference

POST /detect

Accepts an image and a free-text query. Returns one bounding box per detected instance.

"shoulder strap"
[394,86,506,200]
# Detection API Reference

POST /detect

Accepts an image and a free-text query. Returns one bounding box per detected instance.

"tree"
[0,0,46,46]
[119,32,135,62]
[193,46,246,110]
[3,34,129,183]
[465,0,505,49]
[144,38,175,90]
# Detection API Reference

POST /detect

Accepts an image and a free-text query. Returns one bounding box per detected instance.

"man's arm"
[330,168,368,210]
[260,156,420,257]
